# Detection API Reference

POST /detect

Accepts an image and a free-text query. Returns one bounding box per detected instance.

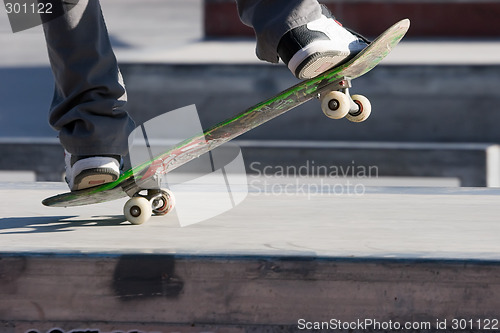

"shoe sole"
[295,51,351,79]
[72,168,119,191]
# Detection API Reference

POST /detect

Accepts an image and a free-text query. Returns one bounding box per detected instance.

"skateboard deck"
[43,19,410,223]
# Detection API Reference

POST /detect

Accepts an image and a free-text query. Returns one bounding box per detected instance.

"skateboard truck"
[123,175,176,225]
[319,76,372,122]
[123,187,176,225]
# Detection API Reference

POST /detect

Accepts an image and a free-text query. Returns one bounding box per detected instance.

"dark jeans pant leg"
[42,0,134,156]
[235,0,322,63]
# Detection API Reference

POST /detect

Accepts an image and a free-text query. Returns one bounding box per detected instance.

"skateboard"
[42,19,410,224]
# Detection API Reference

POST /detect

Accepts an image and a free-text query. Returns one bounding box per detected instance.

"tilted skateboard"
[42,19,410,224]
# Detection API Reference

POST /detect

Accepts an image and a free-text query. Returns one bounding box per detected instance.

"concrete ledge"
[0,138,63,182]
[118,64,500,144]
[4,64,500,144]
[2,182,500,330]
[1,253,500,332]
[204,0,500,38]
[239,140,500,187]
[4,63,500,186]
[1,139,499,187]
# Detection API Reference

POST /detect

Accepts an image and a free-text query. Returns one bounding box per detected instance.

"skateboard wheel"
[152,189,176,216]
[321,91,350,119]
[346,95,372,123]
[124,197,152,225]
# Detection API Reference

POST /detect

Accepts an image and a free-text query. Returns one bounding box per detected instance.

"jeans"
[42,0,321,155]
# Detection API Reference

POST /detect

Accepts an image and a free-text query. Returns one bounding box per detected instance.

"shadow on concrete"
[0,215,128,234]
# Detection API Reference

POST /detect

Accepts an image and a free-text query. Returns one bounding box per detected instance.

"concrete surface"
[118,63,500,144]
[239,140,500,187]
[2,182,500,331]
[2,182,500,258]
[3,138,499,187]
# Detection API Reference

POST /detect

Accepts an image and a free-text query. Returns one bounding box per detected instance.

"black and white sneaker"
[64,150,121,191]
[277,6,369,79]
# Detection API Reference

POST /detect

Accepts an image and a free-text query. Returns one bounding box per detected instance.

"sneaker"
[277,5,369,79]
[64,150,121,191]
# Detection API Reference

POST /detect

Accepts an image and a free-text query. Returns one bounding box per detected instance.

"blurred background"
[1,0,500,187]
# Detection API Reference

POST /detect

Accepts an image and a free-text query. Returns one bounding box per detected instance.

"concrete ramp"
[1,183,500,332]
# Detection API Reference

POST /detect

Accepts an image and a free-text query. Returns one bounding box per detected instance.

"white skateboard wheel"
[124,196,152,225]
[152,189,176,216]
[346,94,372,122]
[321,91,350,119]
